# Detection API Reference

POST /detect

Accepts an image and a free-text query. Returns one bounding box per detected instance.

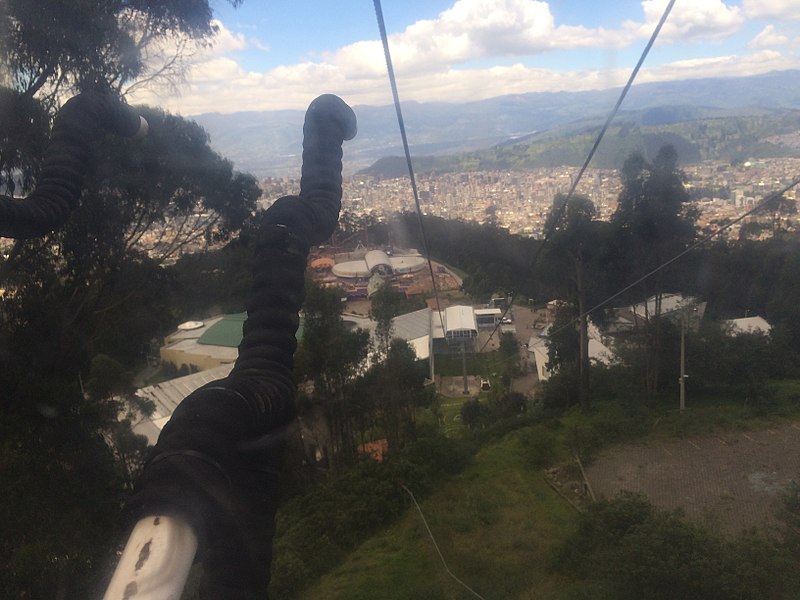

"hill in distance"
[359,109,800,178]
[190,70,800,178]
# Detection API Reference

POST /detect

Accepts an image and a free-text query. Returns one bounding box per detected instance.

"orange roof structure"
[358,438,389,463]
[310,257,335,270]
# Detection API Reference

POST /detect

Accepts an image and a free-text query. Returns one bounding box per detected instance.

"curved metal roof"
[365,250,392,272]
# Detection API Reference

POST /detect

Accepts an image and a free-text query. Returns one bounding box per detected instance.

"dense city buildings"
[264,157,800,240]
[4,157,794,265]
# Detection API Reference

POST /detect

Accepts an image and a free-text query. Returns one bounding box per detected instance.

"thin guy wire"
[373,0,446,333]
[478,0,677,353]
[545,175,800,342]
[401,484,488,600]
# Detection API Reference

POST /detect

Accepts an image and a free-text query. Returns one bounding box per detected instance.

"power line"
[478,0,678,353]
[554,0,677,221]
[373,0,446,333]
[401,484,488,600]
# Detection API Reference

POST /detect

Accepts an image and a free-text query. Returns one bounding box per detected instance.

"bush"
[493,391,527,419]
[518,427,557,468]
[553,493,799,600]
[460,398,487,429]
[269,428,473,597]
[402,426,472,476]
[539,367,580,415]
[566,423,604,463]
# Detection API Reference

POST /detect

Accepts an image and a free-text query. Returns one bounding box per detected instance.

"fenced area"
[586,421,800,533]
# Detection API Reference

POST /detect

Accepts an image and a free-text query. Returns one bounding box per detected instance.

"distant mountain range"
[190,70,800,178]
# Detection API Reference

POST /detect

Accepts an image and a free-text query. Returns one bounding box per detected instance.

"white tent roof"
[528,324,615,381]
[391,308,431,360]
[392,308,431,341]
[725,316,772,335]
[365,250,393,272]
[632,293,699,319]
[332,251,426,279]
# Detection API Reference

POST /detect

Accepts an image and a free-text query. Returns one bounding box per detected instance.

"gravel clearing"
[585,422,800,533]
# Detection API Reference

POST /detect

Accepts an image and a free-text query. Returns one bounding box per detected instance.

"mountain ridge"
[188,70,800,177]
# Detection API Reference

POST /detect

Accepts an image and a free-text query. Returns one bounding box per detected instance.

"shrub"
[518,427,557,468]
[269,428,473,597]
[552,493,798,600]
[460,398,487,429]
[493,391,527,419]
[539,367,580,415]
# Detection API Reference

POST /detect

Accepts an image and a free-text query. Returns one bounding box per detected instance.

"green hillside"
[294,426,577,600]
[359,110,800,177]
[280,386,800,599]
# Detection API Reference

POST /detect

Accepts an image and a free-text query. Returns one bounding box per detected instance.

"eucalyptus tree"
[0,2,254,596]
[612,145,696,398]
[294,281,371,466]
[543,193,599,409]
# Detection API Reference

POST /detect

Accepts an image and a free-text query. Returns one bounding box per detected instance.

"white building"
[724,315,772,336]
[528,322,615,382]
[332,249,427,279]
[474,308,502,328]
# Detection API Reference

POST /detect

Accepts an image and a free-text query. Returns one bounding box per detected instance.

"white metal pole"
[679,313,686,412]
[103,515,198,600]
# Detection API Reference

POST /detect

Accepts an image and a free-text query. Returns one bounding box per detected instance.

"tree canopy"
[0,0,233,99]
[0,2,255,596]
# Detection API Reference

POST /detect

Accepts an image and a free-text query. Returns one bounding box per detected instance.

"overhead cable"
[373,0,446,332]
[479,0,678,352]
[546,174,800,343]
[402,484,489,600]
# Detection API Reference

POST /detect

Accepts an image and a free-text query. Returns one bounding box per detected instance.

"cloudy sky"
[125,0,800,116]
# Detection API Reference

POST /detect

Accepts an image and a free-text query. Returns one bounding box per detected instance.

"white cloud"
[749,25,790,48]
[320,0,749,81]
[624,0,743,42]
[250,38,272,53]
[127,46,800,115]
[326,0,631,78]
[381,50,800,105]
[208,20,248,53]
[637,50,799,81]
[189,57,245,82]
[743,0,800,20]
[124,1,799,115]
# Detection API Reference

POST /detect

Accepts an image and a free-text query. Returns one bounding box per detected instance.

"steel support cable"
[544,174,800,343]
[373,0,446,334]
[402,485,488,600]
[478,0,678,352]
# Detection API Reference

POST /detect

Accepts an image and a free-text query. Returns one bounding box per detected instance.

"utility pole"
[679,313,686,412]
[428,309,435,382]
[461,339,469,395]
[679,307,696,412]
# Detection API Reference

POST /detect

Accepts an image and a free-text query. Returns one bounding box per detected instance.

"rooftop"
[197,313,246,347]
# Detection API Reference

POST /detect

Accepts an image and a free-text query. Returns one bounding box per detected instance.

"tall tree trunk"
[644,291,663,400]
[575,258,591,410]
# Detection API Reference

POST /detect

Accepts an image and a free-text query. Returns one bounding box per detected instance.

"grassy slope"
[294,381,800,599]
[295,427,577,600]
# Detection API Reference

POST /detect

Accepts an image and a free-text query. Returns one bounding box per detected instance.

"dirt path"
[585,422,800,534]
